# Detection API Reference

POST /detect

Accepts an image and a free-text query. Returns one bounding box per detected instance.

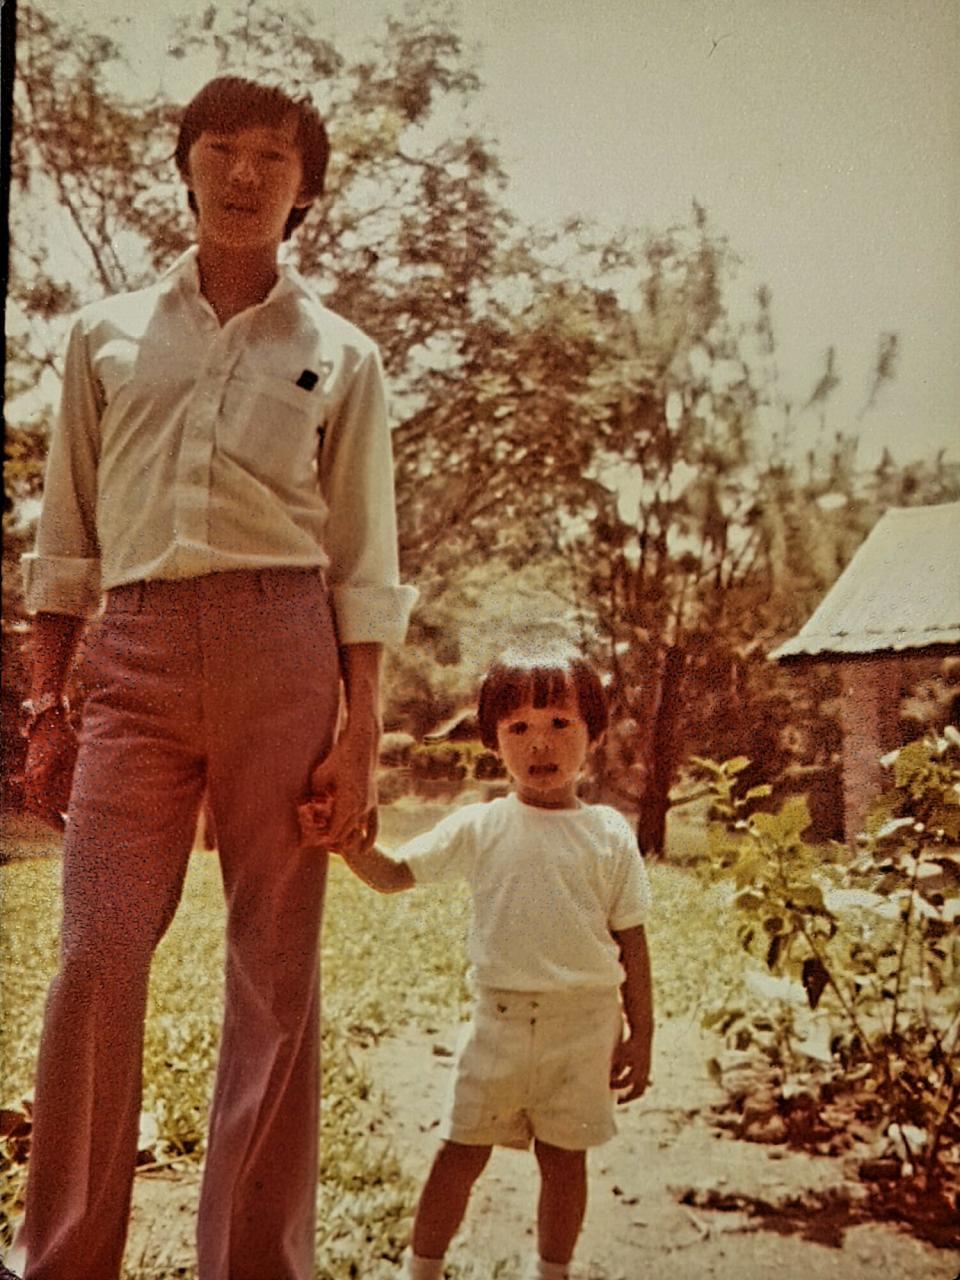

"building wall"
[839,658,903,840]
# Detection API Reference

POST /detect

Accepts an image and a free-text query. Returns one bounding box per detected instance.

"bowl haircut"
[175,75,330,240]
[477,654,609,750]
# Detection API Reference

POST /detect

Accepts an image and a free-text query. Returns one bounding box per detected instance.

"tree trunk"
[636,644,686,856]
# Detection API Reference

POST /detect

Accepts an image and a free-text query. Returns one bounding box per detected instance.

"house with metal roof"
[770,501,960,839]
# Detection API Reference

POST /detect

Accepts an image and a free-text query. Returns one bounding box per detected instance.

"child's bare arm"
[610,924,653,1103]
[339,840,415,894]
[335,811,415,894]
[300,792,414,892]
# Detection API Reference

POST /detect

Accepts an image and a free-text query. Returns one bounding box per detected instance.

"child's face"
[187,115,310,252]
[495,693,591,809]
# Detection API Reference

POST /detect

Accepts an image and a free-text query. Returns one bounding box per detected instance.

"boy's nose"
[229,152,258,184]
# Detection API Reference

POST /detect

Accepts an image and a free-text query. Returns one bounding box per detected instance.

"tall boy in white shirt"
[333,650,654,1280]
[14,76,415,1280]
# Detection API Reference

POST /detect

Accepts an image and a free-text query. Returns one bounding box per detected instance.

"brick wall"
[839,657,902,840]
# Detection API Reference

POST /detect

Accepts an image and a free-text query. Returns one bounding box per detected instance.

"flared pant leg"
[20,585,208,1280]
[191,570,340,1280]
[19,569,341,1280]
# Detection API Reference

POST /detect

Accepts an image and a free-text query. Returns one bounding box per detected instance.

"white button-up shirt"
[22,247,417,645]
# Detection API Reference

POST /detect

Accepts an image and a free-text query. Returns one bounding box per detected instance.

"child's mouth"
[528,764,557,776]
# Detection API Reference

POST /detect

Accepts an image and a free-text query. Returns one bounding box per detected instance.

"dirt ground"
[126,1015,959,1279]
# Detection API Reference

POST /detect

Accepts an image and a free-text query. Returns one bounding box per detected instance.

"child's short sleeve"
[604,809,653,931]
[395,804,480,885]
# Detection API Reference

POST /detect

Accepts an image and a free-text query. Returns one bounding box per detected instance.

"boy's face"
[186,114,310,252]
[495,692,591,809]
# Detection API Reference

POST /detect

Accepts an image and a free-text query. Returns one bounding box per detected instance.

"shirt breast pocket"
[220,373,323,489]
[93,338,140,403]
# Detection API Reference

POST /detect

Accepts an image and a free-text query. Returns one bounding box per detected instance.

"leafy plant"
[691,732,960,1197]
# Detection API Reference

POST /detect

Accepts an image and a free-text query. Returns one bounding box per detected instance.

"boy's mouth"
[528,764,558,776]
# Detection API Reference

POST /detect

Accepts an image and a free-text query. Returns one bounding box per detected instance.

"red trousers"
[19,569,341,1280]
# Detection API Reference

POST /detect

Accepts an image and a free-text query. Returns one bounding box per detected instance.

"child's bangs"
[477,652,609,748]
[499,666,574,719]
[528,666,576,710]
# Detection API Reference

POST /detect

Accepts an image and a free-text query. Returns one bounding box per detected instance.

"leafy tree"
[8,0,956,855]
[391,196,957,850]
[391,206,785,843]
[4,0,515,782]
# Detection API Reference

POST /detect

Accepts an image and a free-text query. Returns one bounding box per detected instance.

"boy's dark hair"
[175,76,329,240]
[477,651,609,749]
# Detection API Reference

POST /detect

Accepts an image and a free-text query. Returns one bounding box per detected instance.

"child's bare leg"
[411,1140,492,1259]
[533,1139,587,1264]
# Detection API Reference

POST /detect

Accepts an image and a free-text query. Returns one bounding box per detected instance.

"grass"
[0,803,741,1277]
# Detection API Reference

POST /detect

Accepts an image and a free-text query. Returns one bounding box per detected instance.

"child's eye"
[552,717,571,730]
[508,722,528,735]
[260,150,287,162]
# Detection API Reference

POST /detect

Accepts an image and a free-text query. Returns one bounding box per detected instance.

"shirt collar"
[158,244,312,308]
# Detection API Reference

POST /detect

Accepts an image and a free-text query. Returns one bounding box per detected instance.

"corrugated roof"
[770,501,960,662]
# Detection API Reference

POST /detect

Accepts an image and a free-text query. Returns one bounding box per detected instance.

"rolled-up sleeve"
[21,317,103,616]
[319,345,417,645]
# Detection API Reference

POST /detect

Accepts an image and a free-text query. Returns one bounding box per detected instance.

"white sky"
[29,0,960,465]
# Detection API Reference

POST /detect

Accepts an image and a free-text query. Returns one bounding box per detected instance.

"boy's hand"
[23,712,78,832]
[309,696,380,848]
[610,1032,652,1104]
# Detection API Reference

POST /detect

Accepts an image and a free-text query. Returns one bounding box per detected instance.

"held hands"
[22,710,78,832]
[305,717,379,849]
[610,1030,652,1105]
[298,787,378,856]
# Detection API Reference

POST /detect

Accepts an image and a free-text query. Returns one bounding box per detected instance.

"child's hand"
[297,786,336,848]
[610,1032,652,1104]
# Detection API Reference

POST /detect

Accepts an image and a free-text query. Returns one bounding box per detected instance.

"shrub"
[691,731,960,1199]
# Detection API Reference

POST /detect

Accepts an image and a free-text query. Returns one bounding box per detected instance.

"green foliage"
[9,0,960,841]
[0,805,745,1268]
[692,734,960,1190]
[408,742,468,785]
[0,857,60,1248]
[0,843,473,1259]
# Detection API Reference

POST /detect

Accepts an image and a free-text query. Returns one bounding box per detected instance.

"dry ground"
[127,1017,958,1279]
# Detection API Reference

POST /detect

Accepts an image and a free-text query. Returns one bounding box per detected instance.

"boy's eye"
[552,717,571,730]
[508,722,528,735]
[260,150,287,162]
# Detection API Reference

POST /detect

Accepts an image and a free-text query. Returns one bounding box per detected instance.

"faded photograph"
[2,2,958,1278]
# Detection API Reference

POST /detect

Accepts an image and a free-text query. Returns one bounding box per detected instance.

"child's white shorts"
[441,985,623,1151]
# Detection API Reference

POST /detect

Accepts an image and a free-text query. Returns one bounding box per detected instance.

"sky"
[24,0,960,466]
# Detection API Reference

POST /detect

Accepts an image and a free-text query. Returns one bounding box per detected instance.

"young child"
[335,649,654,1280]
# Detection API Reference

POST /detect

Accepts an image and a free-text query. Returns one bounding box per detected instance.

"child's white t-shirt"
[396,793,651,992]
